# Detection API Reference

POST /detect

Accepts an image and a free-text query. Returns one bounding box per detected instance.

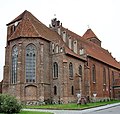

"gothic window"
[53,62,58,78]
[92,64,96,83]
[11,46,18,84]
[103,67,106,85]
[54,86,57,95]
[26,44,36,83]
[79,65,82,76]
[71,86,74,95]
[69,62,73,78]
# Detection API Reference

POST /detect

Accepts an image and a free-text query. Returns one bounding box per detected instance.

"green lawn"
[25,100,120,110]
[20,111,53,114]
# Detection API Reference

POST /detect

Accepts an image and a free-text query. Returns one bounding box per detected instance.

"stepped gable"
[7,10,62,41]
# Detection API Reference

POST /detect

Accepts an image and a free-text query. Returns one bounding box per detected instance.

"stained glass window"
[26,44,36,83]
[11,46,18,84]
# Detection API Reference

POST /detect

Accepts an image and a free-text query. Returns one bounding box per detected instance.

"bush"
[0,94,22,113]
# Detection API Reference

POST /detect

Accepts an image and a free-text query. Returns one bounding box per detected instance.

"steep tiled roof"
[82,28,100,40]
[7,10,120,70]
[63,27,120,70]
[7,10,62,41]
[85,40,120,69]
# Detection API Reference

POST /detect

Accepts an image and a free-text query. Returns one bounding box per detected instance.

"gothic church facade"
[2,10,120,103]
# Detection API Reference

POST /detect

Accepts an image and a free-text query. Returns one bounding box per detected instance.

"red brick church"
[2,10,120,104]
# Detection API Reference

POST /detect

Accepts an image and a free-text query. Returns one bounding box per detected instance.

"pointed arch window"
[92,64,96,83]
[26,44,36,83]
[53,62,58,78]
[11,46,18,84]
[103,67,106,85]
[69,62,73,78]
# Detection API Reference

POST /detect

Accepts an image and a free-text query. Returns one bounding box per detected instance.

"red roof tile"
[7,10,120,70]
[84,40,120,69]
[7,10,62,42]
[63,27,120,70]
[82,28,100,41]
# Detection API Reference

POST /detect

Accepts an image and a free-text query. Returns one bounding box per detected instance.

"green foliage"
[0,94,22,113]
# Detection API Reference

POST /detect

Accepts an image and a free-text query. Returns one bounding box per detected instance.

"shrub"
[0,94,22,113]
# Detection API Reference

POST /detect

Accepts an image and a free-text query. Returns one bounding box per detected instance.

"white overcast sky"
[0,0,120,81]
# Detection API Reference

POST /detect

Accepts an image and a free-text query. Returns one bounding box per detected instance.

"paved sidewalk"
[23,102,120,114]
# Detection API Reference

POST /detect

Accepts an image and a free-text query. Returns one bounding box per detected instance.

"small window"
[103,67,106,85]
[53,62,58,78]
[69,62,73,78]
[79,65,82,76]
[71,86,74,95]
[92,64,96,83]
[54,86,57,95]
[112,71,114,82]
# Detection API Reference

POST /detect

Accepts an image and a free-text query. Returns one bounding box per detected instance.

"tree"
[0,94,22,113]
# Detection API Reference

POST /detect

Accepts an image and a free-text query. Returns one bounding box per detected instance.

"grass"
[25,100,120,110]
[20,111,53,114]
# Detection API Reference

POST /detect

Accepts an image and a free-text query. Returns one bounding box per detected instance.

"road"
[83,105,120,114]
[23,103,120,114]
